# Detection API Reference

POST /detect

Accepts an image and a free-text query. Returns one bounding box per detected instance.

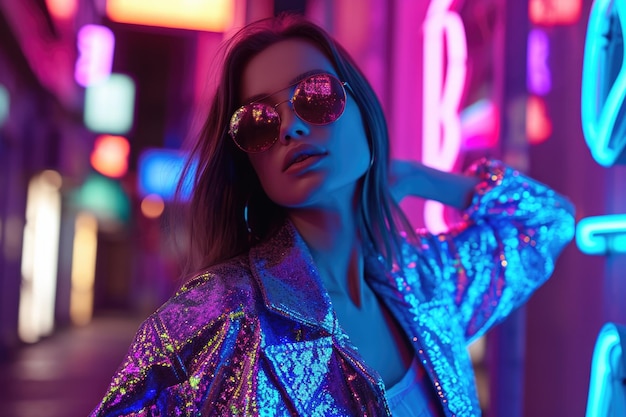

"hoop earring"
[362,141,376,242]
[244,198,260,242]
[244,199,252,235]
[367,135,375,170]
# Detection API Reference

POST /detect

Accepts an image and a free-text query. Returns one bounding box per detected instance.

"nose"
[277,102,310,145]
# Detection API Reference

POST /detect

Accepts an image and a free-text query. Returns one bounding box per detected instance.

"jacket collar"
[249,220,336,334]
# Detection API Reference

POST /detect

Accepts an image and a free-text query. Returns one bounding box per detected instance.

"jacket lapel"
[249,220,335,334]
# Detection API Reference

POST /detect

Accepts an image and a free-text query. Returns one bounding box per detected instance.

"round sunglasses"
[228,73,347,153]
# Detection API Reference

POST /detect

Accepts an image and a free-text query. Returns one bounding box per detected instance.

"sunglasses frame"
[228,73,348,153]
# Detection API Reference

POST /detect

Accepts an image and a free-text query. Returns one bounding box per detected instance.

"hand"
[388,159,479,209]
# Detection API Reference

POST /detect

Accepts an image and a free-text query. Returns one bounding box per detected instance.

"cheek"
[336,105,371,161]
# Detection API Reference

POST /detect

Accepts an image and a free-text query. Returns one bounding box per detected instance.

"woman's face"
[240,39,370,210]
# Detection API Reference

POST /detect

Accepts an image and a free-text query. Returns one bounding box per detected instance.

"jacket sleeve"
[411,158,575,343]
[89,315,190,416]
[90,272,259,416]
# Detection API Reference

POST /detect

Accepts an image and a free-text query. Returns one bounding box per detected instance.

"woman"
[92,14,575,417]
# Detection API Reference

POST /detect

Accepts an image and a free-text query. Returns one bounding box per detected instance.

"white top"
[386,356,439,417]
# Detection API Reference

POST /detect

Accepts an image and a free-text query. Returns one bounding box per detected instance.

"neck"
[287,197,365,307]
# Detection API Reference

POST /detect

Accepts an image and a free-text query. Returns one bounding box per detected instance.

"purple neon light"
[527,28,552,96]
[75,25,115,87]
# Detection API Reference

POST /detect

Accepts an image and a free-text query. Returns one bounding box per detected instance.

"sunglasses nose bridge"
[272,95,295,138]
[273,96,293,110]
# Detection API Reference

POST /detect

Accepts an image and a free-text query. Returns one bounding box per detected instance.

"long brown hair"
[177,14,414,275]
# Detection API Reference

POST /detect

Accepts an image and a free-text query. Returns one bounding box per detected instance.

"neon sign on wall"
[422,0,467,233]
[577,214,626,255]
[586,322,626,417]
[579,2,626,414]
[581,0,626,167]
[578,0,626,256]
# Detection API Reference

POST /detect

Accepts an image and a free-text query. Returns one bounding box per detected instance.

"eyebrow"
[241,69,331,105]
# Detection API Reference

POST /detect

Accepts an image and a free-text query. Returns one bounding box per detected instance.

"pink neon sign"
[75,25,115,87]
[422,0,467,233]
[460,99,499,150]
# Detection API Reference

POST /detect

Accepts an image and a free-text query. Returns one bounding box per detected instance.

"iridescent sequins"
[91,159,574,417]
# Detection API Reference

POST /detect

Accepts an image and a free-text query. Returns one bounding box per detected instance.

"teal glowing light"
[576,214,626,255]
[586,322,626,417]
[581,0,626,167]
[0,85,9,127]
[72,173,131,222]
[84,73,136,134]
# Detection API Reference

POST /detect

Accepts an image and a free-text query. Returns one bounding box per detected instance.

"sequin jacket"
[92,160,575,417]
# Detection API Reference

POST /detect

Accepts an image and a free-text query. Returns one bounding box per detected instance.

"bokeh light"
[141,194,165,219]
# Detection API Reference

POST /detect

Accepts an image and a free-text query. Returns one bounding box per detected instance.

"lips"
[282,145,328,172]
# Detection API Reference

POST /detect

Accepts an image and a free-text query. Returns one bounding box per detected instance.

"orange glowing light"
[105,0,234,32]
[45,0,78,20]
[526,96,552,144]
[529,0,582,26]
[140,194,165,219]
[90,135,130,178]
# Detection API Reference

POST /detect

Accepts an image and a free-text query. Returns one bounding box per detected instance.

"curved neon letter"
[422,0,468,233]
[581,0,626,167]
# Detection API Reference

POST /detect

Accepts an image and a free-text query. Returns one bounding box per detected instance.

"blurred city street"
[0,314,143,417]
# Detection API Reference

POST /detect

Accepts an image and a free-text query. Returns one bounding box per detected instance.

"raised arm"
[389,158,576,342]
[388,159,479,208]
